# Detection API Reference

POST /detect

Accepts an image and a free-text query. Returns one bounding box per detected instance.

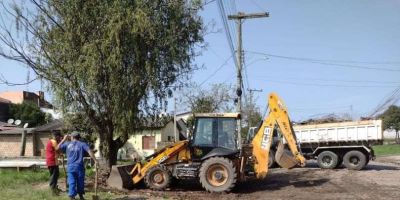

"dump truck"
[107,93,306,192]
[247,120,383,170]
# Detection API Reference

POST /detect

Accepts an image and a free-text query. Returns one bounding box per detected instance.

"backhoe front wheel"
[144,165,171,190]
[199,157,237,193]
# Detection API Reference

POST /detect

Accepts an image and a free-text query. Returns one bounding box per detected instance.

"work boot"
[78,194,85,200]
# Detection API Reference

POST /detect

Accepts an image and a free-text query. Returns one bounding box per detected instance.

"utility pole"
[228,12,269,148]
[247,88,263,128]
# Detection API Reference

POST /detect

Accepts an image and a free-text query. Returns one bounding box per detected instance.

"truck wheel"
[343,150,366,170]
[199,157,237,192]
[144,165,171,190]
[317,151,338,169]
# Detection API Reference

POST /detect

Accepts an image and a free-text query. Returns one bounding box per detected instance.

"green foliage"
[379,105,400,143]
[183,83,234,133]
[379,105,400,131]
[0,169,120,200]
[373,144,400,156]
[241,94,263,138]
[0,0,204,165]
[185,83,234,113]
[9,102,46,127]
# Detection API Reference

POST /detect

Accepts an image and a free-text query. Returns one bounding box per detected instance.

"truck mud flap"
[275,142,298,169]
[107,164,135,190]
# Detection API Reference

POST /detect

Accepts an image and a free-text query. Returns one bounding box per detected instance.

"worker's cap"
[70,131,81,138]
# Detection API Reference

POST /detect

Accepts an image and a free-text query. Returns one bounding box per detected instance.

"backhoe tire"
[317,151,338,169]
[343,150,366,170]
[199,157,237,193]
[144,165,171,190]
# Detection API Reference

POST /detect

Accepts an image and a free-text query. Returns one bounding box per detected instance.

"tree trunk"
[97,126,119,171]
[396,130,400,144]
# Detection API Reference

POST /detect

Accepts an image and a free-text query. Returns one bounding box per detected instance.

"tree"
[0,0,203,168]
[183,83,234,113]
[9,102,46,127]
[379,105,400,144]
[241,94,263,138]
[182,83,234,132]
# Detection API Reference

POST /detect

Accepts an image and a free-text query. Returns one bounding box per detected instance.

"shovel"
[92,163,100,200]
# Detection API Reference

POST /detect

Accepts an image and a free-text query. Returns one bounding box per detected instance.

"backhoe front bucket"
[275,142,298,169]
[107,164,135,190]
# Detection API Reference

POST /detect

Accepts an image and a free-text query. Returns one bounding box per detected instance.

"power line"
[260,79,400,88]
[250,0,267,12]
[199,55,233,86]
[246,51,400,72]
[246,51,400,65]
[0,73,38,86]
[251,75,400,85]
[369,86,400,117]
[217,0,238,69]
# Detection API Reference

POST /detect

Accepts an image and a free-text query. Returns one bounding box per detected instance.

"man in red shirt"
[46,131,62,195]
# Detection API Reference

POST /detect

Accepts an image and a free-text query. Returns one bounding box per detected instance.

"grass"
[373,143,400,156]
[0,168,121,200]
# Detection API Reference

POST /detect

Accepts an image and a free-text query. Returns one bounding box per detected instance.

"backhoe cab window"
[193,117,237,149]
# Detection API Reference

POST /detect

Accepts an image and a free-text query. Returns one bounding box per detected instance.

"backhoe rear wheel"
[199,157,237,193]
[144,165,171,190]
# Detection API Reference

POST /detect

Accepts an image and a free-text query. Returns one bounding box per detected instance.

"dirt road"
[122,155,400,200]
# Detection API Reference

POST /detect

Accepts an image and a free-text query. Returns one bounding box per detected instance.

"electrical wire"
[246,51,400,72]
[199,55,233,86]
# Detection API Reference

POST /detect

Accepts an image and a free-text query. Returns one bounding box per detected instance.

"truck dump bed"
[292,120,383,144]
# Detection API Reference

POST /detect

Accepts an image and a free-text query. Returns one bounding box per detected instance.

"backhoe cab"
[107,93,306,193]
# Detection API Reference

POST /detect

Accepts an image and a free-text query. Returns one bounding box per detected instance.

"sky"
[1,0,400,121]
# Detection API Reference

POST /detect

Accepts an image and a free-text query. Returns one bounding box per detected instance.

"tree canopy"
[379,105,400,143]
[9,101,46,127]
[0,0,204,167]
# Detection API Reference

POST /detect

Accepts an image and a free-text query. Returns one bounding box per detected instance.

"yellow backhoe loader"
[107,93,306,192]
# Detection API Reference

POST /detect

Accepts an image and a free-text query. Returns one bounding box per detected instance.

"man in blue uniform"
[58,131,98,200]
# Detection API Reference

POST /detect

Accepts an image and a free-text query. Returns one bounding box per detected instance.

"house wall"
[161,121,176,142]
[94,129,162,159]
[0,102,10,122]
[123,129,161,158]
[0,134,34,157]
[34,132,51,157]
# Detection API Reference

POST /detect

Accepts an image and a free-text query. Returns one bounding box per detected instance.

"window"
[193,118,214,146]
[217,118,237,149]
[192,117,237,149]
[142,136,155,150]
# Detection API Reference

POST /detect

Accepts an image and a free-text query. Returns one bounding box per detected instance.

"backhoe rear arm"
[251,93,306,179]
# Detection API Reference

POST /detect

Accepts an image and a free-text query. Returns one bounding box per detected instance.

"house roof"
[0,97,11,103]
[34,119,64,132]
[0,128,35,134]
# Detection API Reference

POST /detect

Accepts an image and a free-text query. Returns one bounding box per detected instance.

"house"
[0,119,65,158]
[0,97,11,122]
[0,90,53,108]
[0,128,36,157]
[95,117,188,159]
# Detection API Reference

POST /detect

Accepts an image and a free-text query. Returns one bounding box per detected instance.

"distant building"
[0,91,52,108]
[0,97,11,122]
